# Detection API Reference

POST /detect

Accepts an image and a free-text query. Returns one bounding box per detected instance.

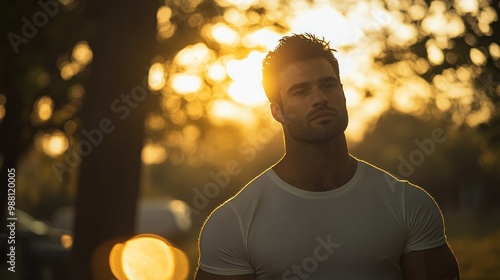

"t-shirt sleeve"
[403,183,446,254]
[198,203,254,275]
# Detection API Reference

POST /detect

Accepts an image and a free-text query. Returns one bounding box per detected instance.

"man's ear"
[270,102,286,123]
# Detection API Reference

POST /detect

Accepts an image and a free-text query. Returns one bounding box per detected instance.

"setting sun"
[153,0,495,145]
[226,51,268,106]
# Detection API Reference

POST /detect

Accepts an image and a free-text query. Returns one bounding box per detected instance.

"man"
[195,33,460,280]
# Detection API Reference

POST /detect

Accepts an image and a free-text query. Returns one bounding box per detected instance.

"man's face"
[272,57,348,143]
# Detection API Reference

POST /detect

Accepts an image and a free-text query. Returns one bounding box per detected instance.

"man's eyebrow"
[318,76,338,83]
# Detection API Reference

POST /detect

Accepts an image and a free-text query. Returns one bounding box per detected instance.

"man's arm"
[195,204,255,280]
[400,242,460,280]
[194,268,255,280]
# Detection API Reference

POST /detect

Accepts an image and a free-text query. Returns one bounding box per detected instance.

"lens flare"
[109,234,189,280]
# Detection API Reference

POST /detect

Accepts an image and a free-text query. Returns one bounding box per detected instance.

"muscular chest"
[246,198,405,279]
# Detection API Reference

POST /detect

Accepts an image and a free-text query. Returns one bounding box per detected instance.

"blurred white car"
[12,209,73,280]
[51,197,192,238]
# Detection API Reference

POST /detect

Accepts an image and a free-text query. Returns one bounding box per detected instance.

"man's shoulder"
[357,159,407,185]
[212,168,274,213]
[228,168,273,198]
[357,159,435,201]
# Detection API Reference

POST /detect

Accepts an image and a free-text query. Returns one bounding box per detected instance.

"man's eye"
[293,89,308,96]
[322,83,336,89]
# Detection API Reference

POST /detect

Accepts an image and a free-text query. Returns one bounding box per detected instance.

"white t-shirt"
[198,159,446,280]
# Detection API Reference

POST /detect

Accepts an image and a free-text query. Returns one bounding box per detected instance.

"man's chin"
[291,131,342,143]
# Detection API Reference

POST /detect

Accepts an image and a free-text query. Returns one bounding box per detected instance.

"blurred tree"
[144,0,499,170]
[352,110,482,209]
[373,0,500,168]
[0,0,90,261]
[70,0,158,279]
[140,0,291,170]
[1,0,158,278]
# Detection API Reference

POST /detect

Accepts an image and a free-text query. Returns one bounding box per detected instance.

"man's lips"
[309,110,336,121]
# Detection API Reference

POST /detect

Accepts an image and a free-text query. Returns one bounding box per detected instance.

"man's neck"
[273,134,357,192]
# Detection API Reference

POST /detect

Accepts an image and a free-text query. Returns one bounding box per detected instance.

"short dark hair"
[262,33,340,104]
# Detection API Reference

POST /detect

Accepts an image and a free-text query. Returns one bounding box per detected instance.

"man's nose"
[311,86,328,107]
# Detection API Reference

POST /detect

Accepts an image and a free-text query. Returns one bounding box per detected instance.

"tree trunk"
[72,1,157,279]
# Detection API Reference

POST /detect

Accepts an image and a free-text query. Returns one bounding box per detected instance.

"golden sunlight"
[226,51,268,106]
[408,4,427,21]
[72,41,93,66]
[170,73,203,94]
[156,0,494,141]
[242,27,282,50]
[122,237,173,279]
[148,63,166,91]
[422,1,465,39]
[434,69,474,100]
[142,142,167,165]
[60,234,73,249]
[421,1,448,35]
[157,5,175,39]
[470,48,487,66]
[466,100,492,127]
[209,22,240,46]
[60,41,93,80]
[454,0,479,15]
[40,130,69,157]
[207,62,227,82]
[477,7,496,35]
[490,43,500,60]
[209,99,240,120]
[168,200,192,231]
[288,2,358,46]
[208,99,255,124]
[392,77,432,114]
[427,42,445,65]
[209,0,418,139]
[174,43,212,67]
[35,96,54,122]
[60,62,80,80]
[216,0,257,10]
[224,7,247,26]
[157,5,172,24]
[109,234,188,280]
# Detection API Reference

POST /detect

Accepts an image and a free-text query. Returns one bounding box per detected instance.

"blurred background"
[1,0,499,279]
